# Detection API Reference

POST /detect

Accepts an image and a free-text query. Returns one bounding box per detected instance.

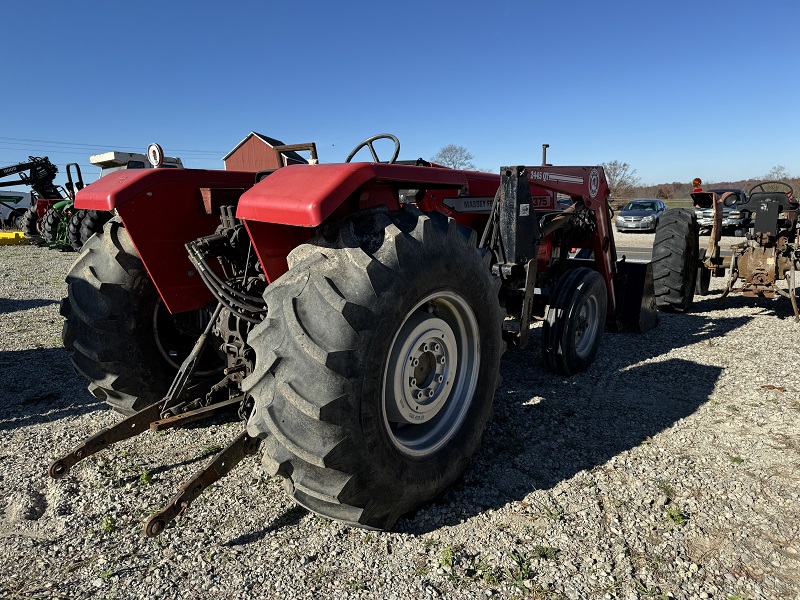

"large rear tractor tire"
[20,208,39,240]
[67,209,87,251]
[79,210,112,246]
[61,217,220,415]
[244,207,504,529]
[652,208,699,312]
[41,207,61,243]
[542,267,607,376]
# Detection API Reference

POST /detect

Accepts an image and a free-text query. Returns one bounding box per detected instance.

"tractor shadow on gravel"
[0,297,58,314]
[223,505,309,546]
[691,288,800,321]
[397,311,749,534]
[0,347,98,431]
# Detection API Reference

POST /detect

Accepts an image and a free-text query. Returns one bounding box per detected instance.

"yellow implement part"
[0,231,26,245]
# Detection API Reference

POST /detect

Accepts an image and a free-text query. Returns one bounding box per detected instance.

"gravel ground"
[1,240,799,600]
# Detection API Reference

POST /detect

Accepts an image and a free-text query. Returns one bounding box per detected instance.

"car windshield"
[624,201,657,211]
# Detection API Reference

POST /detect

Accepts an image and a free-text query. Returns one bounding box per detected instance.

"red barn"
[222,132,307,172]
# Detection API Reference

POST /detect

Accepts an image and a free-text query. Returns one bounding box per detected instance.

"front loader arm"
[508,165,617,315]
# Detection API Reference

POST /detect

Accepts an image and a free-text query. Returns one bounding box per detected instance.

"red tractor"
[52,135,660,535]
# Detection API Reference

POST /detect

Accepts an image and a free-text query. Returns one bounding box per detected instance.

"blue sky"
[2,1,798,188]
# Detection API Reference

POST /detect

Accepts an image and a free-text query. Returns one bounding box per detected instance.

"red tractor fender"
[34,198,62,218]
[238,162,479,288]
[75,164,487,315]
[75,169,258,314]
[236,162,471,226]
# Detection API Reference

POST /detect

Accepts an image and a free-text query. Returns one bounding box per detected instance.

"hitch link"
[144,431,260,537]
[49,403,162,479]
[49,303,225,478]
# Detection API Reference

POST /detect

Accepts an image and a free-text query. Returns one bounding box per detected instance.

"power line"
[0,136,225,155]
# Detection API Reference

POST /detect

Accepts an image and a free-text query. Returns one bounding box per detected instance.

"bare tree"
[763,165,791,180]
[430,145,476,170]
[600,160,641,199]
[656,183,677,200]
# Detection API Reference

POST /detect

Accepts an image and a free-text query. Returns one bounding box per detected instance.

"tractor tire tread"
[79,210,112,246]
[67,209,87,251]
[61,218,175,415]
[652,208,699,312]
[41,208,61,243]
[20,208,39,239]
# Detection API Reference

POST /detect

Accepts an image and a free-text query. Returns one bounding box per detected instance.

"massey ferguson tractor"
[51,135,665,536]
[679,181,800,319]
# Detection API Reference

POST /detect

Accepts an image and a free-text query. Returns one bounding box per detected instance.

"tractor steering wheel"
[748,180,794,196]
[345,134,400,164]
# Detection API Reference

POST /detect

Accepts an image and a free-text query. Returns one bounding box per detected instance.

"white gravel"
[1,242,799,599]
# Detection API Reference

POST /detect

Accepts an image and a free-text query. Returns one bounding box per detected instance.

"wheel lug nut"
[409,378,417,387]
[433,343,441,352]
[438,356,445,364]
[427,389,434,398]
[437,374,444,383]
[422,343,429,352]
[411,358,419,367]
[416,391,424,400]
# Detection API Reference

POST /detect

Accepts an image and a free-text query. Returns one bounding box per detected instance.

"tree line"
[605,163,798,207]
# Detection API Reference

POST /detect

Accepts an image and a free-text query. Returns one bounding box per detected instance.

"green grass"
[100,516,116,534]
[665,505,687,527]
[346,579,366,591]
[505,549,532,589]
[666,197,693,209]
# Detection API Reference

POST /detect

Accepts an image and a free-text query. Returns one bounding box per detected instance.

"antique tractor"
[678,180,800,319]
[52,136,657,535]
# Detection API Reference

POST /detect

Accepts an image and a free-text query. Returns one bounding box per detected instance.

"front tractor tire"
[244,207,504,529]
[542,267,607,376]
[61,218,218,415]
[652,208,699,312]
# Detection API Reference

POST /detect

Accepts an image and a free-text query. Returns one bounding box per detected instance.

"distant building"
[223,132,307,172]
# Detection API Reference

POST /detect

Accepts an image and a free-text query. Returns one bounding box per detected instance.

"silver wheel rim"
[382,291,480,457]
[574,293,600,358]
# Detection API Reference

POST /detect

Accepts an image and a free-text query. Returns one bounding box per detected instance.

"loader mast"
[482,163,651,341]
